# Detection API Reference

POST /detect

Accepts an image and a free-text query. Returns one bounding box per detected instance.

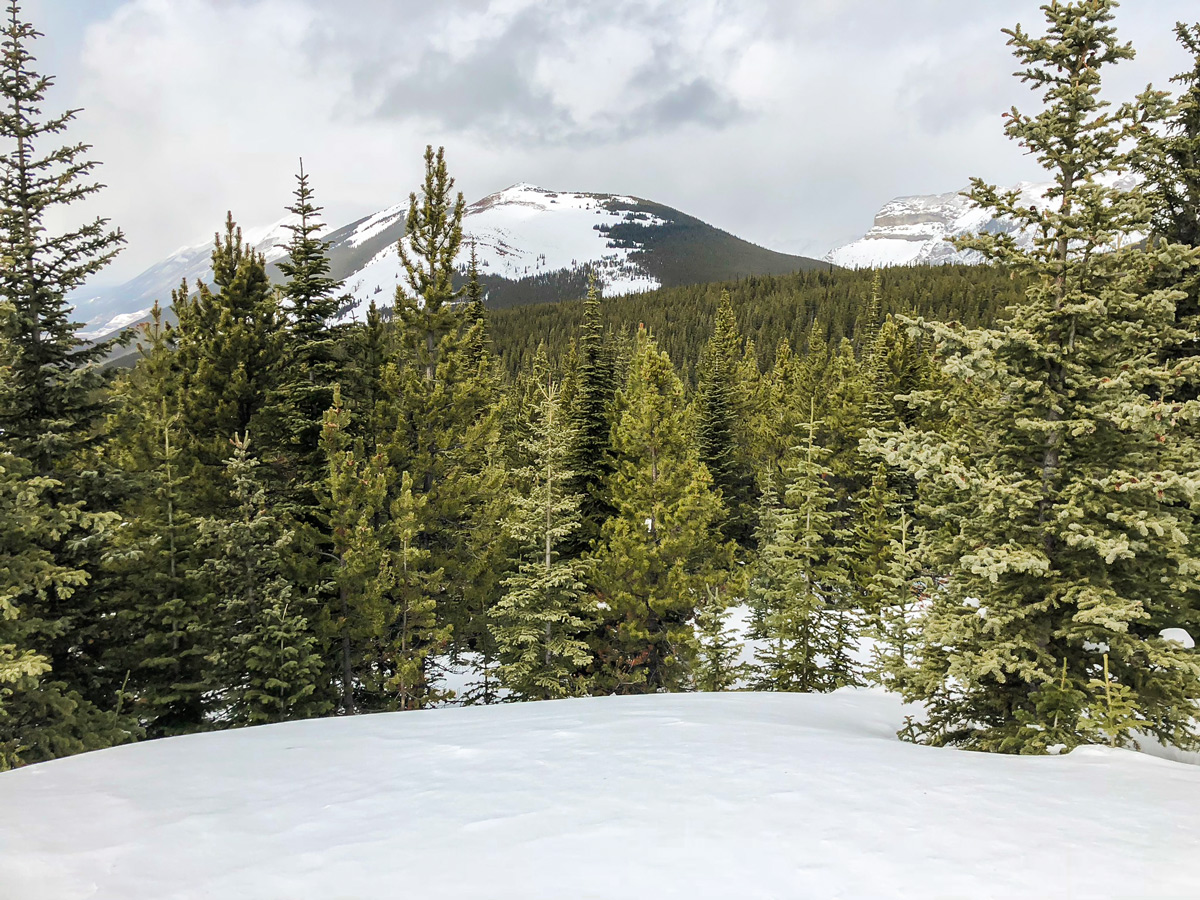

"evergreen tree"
[752,401,858,692]
[491,375,595,700]
[173,215,282,513]
[384,470,452,710]
[321,387,390,714]
[882,1,1200,753]
[696,290,759,548]
[1134,21,1200,345]
[592,327,735,693]
[105,304,210,736]
[695,584,746,692]
[381,146,502,656]
[261,161,344,508]
[0,326,130,767]
[197,434,328,726]
[852,464,924,687]
[565,276,616,552]
[396,144,465,385]
[0,1,131,736]
[0,0,124,470]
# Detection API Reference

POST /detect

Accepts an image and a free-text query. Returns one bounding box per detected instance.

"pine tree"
[491,374,595,700]
[197,434,329,726]
[695,584,745,692]
[752,401,857,692]
[261,161,344,508]
[173,215,282,513]
[565,276,616,552]
[321,387,390,714]
[696,290,759,548]
[0,328,130,767]
[882,1,1200,753]
[105,304,211,736]
[381,146,502,657]
[593,327,735,693]
[384,470,452,710]
[396,144,465,385]
[0,1,132,737]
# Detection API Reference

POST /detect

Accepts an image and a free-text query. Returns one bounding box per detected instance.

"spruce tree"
[695,584,746,692]
[105,304,211,736]
[696,290,759,548]
[0,1,131,739]
[173,215,282,513]
[1134,22,1200,342]
[592,327,735,693]
[197,434,329,726]
[0,328,129,766]
[261,161,344,509]
[0,0,124,469]
[882,1,1200,753]
[491,374,595,700]
[752,401,857,692]
[565,276,616,552]
[852,464,923,687]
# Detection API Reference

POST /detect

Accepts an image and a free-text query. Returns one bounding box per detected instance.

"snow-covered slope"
[1,690,1197,900]
[75,184,822,341]
[75,215,299,340]
[337,184,663,322]
[825,175,1140,269]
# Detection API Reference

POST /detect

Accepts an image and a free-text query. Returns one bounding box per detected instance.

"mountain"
[825,174,1141,269]
[74,184,826,340]
[1,689,1195,899]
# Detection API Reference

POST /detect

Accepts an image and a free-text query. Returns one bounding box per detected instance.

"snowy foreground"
[1,691,1198,900]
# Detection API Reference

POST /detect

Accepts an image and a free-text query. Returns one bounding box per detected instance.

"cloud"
[36,0,1200,282]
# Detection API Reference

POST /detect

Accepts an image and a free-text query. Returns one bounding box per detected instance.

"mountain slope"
[74,184,825,339]
[0,690,1194,900]
[825,174,1141,268]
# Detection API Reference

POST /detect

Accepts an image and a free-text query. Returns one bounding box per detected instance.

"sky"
[27,0,1200,283]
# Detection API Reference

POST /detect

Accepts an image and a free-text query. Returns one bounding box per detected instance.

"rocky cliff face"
[824,174,1141,269]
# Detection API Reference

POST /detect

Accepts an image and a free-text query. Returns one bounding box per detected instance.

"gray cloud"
[34,0,1200,283]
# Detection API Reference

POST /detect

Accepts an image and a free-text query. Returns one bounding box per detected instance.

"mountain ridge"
[72,184,826,339]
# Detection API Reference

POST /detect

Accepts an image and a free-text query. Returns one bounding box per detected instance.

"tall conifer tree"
[696,290,759,548]
[0,1,130,738]
[197,435,329,726]
[593,327,735,693]
[565,276,616,552]
[882,1,1200,753]
[492,375,595,700]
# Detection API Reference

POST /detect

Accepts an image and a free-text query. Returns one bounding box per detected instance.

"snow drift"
[1,689,1197,899]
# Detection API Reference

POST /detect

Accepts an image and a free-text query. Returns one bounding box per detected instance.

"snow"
[340,184,662,320]
[78,306,154,339]
[825,173,1142,269]
[1161,628,1195,650]
[2,690,1197,900]
[344,203,407,248]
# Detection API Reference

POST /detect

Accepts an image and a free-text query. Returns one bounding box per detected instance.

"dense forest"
[2,0,1200,769]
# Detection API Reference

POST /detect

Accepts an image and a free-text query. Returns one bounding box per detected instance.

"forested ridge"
[2,0,1200,769]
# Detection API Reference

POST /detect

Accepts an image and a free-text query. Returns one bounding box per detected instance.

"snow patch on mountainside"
[339,184,662,320]
[76,213,300,339]
[1,690,1196,900]
[826,174,1141,269]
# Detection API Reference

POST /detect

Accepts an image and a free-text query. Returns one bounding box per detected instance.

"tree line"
[1,0,1199,767]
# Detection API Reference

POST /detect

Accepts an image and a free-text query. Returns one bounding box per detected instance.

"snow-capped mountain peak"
[825,173,1141,269]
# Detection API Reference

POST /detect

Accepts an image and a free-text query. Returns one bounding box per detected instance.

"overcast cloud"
[27,0,1200,282]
